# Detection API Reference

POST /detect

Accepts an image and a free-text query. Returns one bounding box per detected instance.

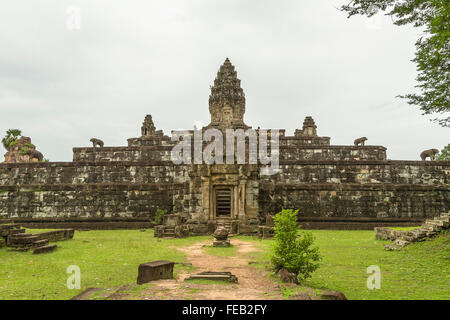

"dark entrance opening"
[215,188,232,216]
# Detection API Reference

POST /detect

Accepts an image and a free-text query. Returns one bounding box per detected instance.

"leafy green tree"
[271,209,322,282]
[437,144,450,160]
[2,129,22,150]
[340,1,449,127]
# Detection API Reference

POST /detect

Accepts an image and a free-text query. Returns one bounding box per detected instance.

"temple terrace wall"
[266,160,449,184]
[259,160,449,219]
[72,144,386,163]
[0,161,190,219]
[0,159,448,226]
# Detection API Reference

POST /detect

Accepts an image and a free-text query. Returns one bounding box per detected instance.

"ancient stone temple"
[0,59,449,233]
[3,137,44,164]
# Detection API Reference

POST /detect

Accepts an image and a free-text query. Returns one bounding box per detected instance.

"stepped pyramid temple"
[1,59,449,234]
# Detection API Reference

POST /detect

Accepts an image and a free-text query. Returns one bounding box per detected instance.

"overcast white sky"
[0,0,448,161]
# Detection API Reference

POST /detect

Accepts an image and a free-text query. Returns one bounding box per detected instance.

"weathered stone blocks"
[258,226,274,239]
[174,225,189,238]
[33,244,57,254]
[136,260,174,284]
[185,271,238,283]
[154,225,164,238]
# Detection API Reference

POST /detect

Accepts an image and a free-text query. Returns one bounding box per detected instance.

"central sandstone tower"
[186,58,260,234]
[206,58,250,130]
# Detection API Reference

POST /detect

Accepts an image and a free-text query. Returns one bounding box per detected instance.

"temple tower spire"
[207,58,249,129]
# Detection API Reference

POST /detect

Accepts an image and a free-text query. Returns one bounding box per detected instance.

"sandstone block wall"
[73,146,173,162]
[259,160,449,219]
[1,153,449,228]
[279,146,387,161]
[0,162,191,220]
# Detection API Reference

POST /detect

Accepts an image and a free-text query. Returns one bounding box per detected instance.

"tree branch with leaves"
[341,0,449,127]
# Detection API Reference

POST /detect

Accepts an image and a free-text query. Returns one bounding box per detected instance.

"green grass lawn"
[0,230,208,300]
[0,229,448,300]
[237,230,450,300]
[389,226,421,231]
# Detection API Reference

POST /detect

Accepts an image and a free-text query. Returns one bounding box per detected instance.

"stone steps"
[1,223,71,254]
[162,226,175,237]
[382,212,449,250]
[0,219,14,225]
[0,224,23,237]
[33,239,49,247]
[185,271,238,283]
[8,235,39,247]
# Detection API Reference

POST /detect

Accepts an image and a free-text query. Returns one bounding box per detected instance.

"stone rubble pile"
[0,219,74,254]
[375,212,449,250]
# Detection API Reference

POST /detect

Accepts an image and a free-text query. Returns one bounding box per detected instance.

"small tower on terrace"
[295,116,318,137]
[207,58,250,130]
[141,115,156,137]
[302,116,318,136]
[127,114,166,147]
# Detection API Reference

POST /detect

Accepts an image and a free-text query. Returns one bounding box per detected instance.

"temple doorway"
[215,187,232,217]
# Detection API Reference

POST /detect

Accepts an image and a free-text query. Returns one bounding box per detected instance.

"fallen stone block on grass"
[35,229,74,242]
[33,244,57,254]
[137,260,175,285]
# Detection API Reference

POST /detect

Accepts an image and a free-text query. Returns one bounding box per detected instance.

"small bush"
[271,209,322,283]
[437,144,450,161]
[152,209,166,225]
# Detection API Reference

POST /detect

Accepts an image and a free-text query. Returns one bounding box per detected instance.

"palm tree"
[2,129,22,150]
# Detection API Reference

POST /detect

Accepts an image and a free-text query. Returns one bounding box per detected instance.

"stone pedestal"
[213,226,230,247]
[213,239,230,247]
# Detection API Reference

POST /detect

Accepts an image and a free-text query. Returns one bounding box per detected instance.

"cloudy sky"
[0,0,448,161]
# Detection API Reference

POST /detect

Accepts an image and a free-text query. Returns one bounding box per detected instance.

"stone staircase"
[162,226,176,238]
[0,220,70,254]
[375,212,449,250]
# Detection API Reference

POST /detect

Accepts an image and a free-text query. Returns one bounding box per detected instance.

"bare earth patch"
[171,239,283,300]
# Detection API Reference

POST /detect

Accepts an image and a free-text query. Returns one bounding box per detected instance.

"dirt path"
[131,238,283,300]
[171,239,283,300]
[80,238,284,300]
